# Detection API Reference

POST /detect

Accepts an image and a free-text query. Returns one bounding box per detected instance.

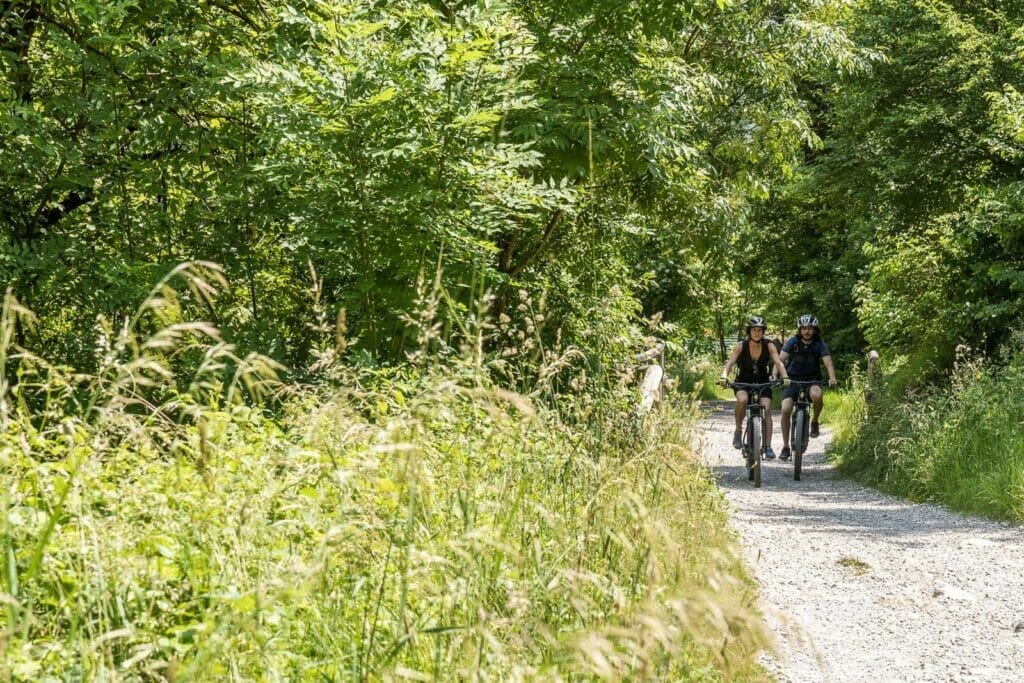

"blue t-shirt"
[782,336,830,379]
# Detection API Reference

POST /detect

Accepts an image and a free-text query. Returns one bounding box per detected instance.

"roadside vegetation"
[830,346,1024,522]
[0,273,768,680]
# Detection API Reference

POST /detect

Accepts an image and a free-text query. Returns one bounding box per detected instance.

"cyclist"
[718,316,789,459]
[778,314,838,461]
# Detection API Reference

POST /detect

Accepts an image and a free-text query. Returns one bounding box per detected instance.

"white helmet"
[797,314,819,330]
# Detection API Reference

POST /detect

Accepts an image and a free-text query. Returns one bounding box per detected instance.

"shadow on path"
[698,399,1021,545]
[698,396,1024,683]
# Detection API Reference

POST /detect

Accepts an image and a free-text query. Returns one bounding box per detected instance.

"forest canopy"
[2,0,869,375]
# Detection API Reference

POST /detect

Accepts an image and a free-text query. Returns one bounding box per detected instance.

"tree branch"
[206,0,261,32]
[37,188,96,232]
[683,25,701,58]
[507,209,564,278]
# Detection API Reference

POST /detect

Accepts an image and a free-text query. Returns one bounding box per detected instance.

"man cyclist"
[778,314,838,461]
[718,316,789,459]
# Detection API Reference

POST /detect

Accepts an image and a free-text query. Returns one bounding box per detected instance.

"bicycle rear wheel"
[750,415,763,488]
[793,410,806,481]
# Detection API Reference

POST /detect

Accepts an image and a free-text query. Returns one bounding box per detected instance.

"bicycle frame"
[728,381,781,488]
[788,380,826,481]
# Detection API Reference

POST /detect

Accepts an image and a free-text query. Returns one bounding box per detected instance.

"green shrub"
[668,349,732,403]
[831,345,1024,521]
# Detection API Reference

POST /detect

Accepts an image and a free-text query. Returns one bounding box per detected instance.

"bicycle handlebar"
[787,379,835,389]
[725,380,784,390]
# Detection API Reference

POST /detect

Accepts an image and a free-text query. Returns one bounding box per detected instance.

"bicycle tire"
[751,415,763,488]
[792,410,806,481]
[742,421,754,480]
[792,409,805,456]
[793,440,803,480]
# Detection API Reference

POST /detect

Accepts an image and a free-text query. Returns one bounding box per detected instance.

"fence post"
[865,350,880,404]
[635,341,666,414]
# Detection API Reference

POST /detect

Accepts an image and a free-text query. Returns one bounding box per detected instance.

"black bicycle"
[726,380,781,488]
[788,380,827,481]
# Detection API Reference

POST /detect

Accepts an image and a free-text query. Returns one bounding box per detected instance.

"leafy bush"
[670,351,731,403]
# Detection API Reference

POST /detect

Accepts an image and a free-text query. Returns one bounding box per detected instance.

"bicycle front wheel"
[793,410,806,481]
[750,415,763,488]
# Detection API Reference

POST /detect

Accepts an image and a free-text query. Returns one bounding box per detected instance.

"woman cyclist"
[718,316,789,459]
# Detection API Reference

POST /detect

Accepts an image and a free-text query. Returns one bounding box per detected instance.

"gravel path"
[697,400,1024,682]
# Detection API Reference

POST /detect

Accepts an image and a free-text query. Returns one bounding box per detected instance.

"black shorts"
[782,380,822,401]
[734,386,773,401]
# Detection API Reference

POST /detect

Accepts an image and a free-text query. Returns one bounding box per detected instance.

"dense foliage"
[1,0,866,372]
[755,0,1024,372]
[830,344,1024,521]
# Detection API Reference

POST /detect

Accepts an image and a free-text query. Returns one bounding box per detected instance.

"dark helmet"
[797,314,819,330]
[746,315,767,335]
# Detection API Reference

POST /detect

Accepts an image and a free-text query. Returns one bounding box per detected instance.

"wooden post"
[866,350,880,404]
[638,365,665,413]
[633,343,664,365]
[635,341,666,414]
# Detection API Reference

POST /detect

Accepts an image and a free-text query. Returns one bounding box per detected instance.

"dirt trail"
[698,400,1024,682]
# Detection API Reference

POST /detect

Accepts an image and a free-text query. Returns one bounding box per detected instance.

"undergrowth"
[671,352,731,402]
[0,264,768,680]
[830,344,1024,521]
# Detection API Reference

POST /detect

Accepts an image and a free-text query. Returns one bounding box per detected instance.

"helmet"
[746,315,767,335]
[797,314,819,330]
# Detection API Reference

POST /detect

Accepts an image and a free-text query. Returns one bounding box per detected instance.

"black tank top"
[737,339,771,382]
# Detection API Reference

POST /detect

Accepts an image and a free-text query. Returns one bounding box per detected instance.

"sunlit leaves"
[757,0,1024,364]
[2,0,865,369]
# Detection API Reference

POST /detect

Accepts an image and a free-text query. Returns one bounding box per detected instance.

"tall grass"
[0,265,768,680]
[669,352,731,402]
[830,345,1024,521]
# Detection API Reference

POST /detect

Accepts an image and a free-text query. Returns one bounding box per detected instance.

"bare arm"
[823,355,838,386]
[720,342,743,381]
[769,345,789,379]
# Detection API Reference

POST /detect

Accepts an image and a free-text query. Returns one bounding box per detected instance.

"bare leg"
[761,396,773,447]
[810,385,824,422]
[780,397,794,449]
[734,391,749,432]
